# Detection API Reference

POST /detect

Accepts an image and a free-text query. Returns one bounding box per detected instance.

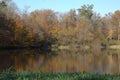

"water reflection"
[0,49,119,74]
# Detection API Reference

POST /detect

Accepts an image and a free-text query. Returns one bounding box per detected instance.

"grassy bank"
[0,71,120,80]
[108,40,120,49]
[108,40,120,45]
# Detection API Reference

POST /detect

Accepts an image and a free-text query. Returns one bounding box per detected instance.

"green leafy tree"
[77,4,94,19]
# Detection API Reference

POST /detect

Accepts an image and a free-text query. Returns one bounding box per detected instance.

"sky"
[13,0,120,16]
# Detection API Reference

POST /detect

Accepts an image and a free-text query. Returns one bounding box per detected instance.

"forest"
[0,0,120,50]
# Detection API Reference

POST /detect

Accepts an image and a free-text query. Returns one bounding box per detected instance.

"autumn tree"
[75,4,94,45]
[111,10,120,40]
[60,9,77,28]
[12,6,59,46]
[0,0,17,46]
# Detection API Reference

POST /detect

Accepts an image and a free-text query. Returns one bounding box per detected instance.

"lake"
[0,49,120,74]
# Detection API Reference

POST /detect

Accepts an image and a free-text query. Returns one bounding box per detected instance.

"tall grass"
[0,71,120,80]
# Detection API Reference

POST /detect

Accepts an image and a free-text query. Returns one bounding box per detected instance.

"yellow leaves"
[79,19,86,27]
[50,27,60,38]
[15,16,24,31]
[111,10,120,26]
[50,27,59,34]
[39,35,45,41]
[27,32,34,40]
[15,23,22,31]
[88,32,93,37]
[106,29,113,39]
[68,27,78,36]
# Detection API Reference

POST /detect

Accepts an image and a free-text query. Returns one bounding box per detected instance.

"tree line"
[0,0,120,49]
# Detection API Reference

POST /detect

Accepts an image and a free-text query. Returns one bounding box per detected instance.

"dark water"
[0,49,120,74]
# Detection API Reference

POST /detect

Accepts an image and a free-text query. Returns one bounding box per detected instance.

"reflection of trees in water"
[0,54,14,70]
[0,49,119,74]
[111,53,119,74]
[0,50,54,71]
[13,50,55,72]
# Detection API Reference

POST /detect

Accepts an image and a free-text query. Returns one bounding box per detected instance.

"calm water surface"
[0,49,120,74]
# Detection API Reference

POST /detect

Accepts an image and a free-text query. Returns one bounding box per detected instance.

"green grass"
[0,71,119,80]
